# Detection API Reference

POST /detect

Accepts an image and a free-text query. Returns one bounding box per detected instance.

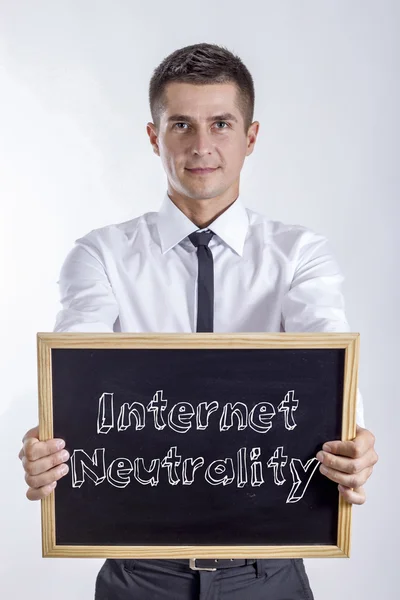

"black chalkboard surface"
[37,333,359,558]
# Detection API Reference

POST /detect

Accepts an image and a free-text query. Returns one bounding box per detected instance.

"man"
[19,43,378,599]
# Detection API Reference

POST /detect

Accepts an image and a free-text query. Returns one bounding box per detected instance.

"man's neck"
[167,188,239,229]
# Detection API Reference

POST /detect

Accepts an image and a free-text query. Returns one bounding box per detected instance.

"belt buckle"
[189,558,217,571]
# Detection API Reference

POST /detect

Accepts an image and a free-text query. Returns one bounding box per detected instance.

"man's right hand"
[18,426,70,500]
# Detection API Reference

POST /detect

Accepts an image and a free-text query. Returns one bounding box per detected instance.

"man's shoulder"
[74,209,158,250]
[245,206,328,248]
[73,204,331,258]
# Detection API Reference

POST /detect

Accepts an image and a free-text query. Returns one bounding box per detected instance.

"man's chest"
[103,242,292,333]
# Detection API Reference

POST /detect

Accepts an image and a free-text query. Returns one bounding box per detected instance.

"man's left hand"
[316,426,378,505]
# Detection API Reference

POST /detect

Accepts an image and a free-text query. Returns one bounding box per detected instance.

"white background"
[0,1,398,598]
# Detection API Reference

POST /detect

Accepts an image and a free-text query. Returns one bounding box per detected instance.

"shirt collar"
[157,191,249,256]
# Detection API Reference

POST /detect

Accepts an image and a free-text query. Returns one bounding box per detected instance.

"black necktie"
[188,229,215,332]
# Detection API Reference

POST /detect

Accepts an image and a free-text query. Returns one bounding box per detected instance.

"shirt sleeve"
[53,233,119,333]
[281,229,365,428]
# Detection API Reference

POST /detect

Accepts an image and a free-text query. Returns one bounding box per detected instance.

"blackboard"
[37,332,359,558]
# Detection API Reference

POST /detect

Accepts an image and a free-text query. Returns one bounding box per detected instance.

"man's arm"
[53,233,119,332]
[19,233,119,500]
[281,229,365,425]
[281,229,378,504]
[281,229,351,334]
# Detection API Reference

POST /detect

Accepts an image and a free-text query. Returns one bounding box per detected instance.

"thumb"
[22,425,39,444]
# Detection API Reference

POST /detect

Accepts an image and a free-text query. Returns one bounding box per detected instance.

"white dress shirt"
[54,190,365,426]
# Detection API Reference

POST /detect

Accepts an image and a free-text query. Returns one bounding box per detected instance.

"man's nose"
[191,130,213,156]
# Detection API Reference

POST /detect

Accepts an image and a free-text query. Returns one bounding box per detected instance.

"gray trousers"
[95,558,315,599]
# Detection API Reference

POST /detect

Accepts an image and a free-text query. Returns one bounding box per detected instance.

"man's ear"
[147,122,160,156]
[246,121,260,157]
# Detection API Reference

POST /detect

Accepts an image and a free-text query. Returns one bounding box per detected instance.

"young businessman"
[19,43,378,599]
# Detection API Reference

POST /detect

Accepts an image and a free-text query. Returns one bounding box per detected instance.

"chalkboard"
[37,332,359,559]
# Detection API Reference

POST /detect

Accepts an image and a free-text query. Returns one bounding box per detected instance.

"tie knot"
[188,230,214,248]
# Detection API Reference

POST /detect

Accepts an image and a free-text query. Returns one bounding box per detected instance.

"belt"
[186,558,256,571]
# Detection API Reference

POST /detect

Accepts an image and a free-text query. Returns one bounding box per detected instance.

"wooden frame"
[37,332,359,559]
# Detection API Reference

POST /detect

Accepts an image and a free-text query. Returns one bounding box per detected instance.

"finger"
[338,485,366,505]
[26,481,57,501]
[23,436,65,462]
[322,428,375,459]
[24,461,69,490]
[319,464,373,488]
[316,447,378,475]
[22,448,70,476]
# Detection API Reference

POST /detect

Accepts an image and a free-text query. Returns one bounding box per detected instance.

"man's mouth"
[186,167,219,174]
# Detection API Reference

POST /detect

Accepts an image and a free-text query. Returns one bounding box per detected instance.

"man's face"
[147,82,259,202]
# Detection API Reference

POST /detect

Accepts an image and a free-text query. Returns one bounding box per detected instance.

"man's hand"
[18,426,70,500]
[316,425,378,505]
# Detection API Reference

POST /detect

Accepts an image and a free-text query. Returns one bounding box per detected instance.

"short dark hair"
[149,43,255,133]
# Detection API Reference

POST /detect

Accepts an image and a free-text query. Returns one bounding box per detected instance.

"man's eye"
[173,122,229,130]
